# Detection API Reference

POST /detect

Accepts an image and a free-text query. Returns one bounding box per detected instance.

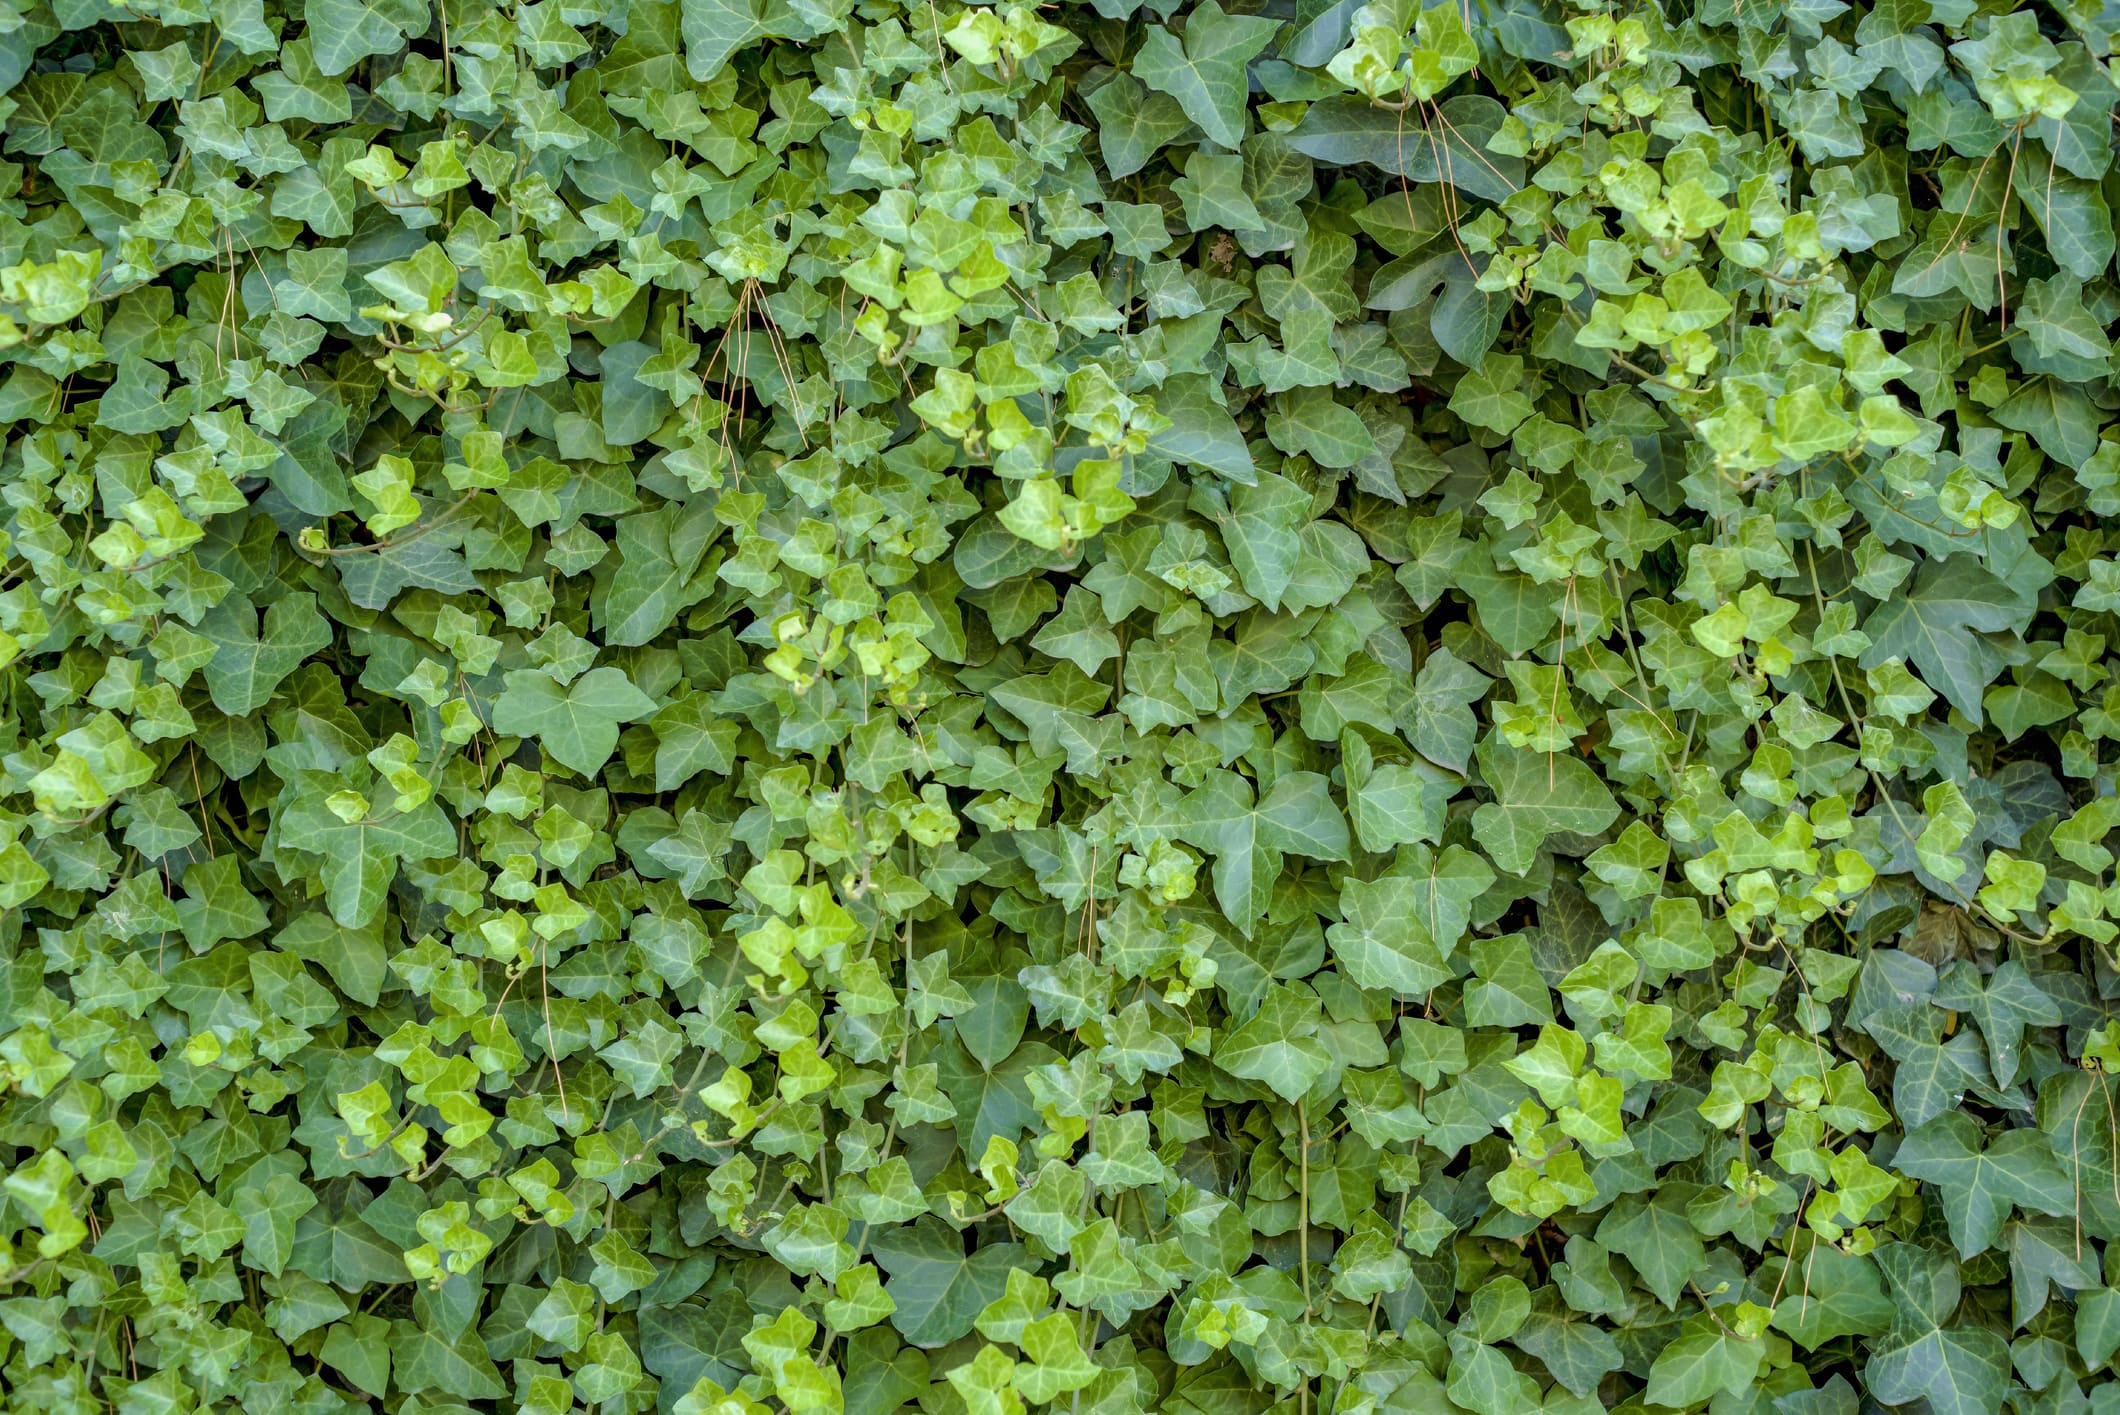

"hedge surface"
[3,0,2120,1414]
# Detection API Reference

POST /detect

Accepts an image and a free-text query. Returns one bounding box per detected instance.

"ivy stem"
[816,914,916,1366]
[306,489,481,557]
[1297,1097,1313,1321]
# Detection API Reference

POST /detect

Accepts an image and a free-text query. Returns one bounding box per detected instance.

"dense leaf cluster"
[4,0,2120,1413]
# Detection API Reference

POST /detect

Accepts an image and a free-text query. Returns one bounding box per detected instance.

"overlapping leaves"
[3,2,2120,1415]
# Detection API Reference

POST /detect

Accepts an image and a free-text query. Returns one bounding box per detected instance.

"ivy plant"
[2,1,2120,1415]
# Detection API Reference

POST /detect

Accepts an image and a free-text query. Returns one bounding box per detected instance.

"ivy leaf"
[1218,471,1311,610]
[870,1216,1030,1348]
[198,594,333,715]
[597,504,723,646]
[1132,1,1282,150]
[279,793,458,928]
[234,1173,319,1277]
[1511,1288,1622,1396]
[1328,875,1451,998]
[1892,1113,2075,1258]
[1931,960,2061,1088]
[1644,1318,1765,1407]
[1085,74,1197,180]
[306,0,421,74]
[682,0,794,79]
[1216,984,1331,1099]
[1595,1190,1705,1309]
[492,667,658,776]
[1865,1246,2011,1415]
[389,1321,507,1400]
[1864,1004,1985,1131]
[1175,769,1349,931]
[1404,648,1491,773]
[1014,1313,1099,1402]
[1149,374,1257,483]
[1288,96,1525,200]
[1858,561,2026,725]
[1471,739,1620,874]
[1768,1237,1894,1349]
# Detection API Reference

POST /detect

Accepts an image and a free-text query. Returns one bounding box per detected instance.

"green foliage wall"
[7,0,2120,1412]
